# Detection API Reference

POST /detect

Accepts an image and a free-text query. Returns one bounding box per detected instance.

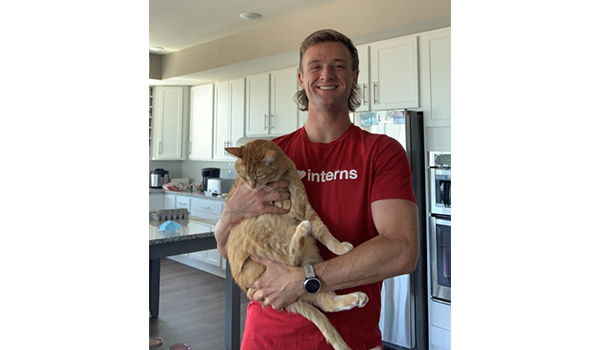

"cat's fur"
[225,139,368,350]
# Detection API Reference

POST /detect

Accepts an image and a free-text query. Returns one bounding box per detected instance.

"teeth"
[319,86,335,90]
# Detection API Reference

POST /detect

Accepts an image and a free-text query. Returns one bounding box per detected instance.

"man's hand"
[224,180,291,226]
[215,180,290,259]
[248,256,305,311]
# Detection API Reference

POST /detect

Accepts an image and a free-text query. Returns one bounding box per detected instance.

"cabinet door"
[213,81,231,160]
[174,196,190,210]
[270,67,299,135]
[164,194,176,209]
[230,78,245,149]
[149,193,164,211]
[420,28,451,127]
[189,84,214,160]
[370,36,419,110]
[246,73,270,136]
[355,44,370,112]
[153,86,185,160]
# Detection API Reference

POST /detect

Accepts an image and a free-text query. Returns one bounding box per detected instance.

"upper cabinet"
[214,78,245,160]
[246,67,299,136]
[354,36,419,112]
[151,86,189,160]
[419,27,451,127]
[189,84,214,160]
[369,36,419,110]
[355,45,370,112]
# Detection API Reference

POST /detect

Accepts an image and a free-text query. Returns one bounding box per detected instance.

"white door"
[189,84,213,160]
[370,37,419,110]
[246,73,270,136]
[270,67,299,135]
[214,81,231,159]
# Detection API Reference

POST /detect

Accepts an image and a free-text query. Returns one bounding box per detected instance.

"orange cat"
[225,139,368,350]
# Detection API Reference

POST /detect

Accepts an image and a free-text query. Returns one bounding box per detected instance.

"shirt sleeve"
[369,136,417,204]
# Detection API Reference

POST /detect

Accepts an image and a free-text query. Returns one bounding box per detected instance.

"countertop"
[149,218,218,245]
[149,188,228,202]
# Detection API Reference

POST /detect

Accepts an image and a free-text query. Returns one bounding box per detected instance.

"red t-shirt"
[241,124,416,350]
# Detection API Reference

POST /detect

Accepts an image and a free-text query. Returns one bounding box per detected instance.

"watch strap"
[304,265,316,279]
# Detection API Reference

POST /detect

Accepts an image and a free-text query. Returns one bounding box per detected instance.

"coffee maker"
[201,167,220,190]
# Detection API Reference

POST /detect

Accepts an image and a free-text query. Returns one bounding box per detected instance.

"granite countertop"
[162,189,228,201]
[149,218,218,245]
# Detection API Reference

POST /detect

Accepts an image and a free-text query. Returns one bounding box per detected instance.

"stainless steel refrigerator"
[354,109,427,349]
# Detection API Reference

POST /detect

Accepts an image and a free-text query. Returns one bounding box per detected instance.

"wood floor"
[149,258,249,350]
[150,258,401,350]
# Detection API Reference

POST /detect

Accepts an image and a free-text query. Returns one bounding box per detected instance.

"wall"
[160,0,451,81]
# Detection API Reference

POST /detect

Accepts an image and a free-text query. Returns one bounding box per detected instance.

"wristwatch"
[303,265,321,294]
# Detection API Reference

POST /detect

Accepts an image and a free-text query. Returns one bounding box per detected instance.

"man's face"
[298,41,358,112]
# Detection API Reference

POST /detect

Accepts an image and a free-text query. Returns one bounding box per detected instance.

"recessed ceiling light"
[149,46,164,52]
[239,12,261,20]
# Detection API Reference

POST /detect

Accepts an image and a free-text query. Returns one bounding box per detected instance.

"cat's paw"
[354,292,369,308]
[272,199,291,210]
[333,242,353,255]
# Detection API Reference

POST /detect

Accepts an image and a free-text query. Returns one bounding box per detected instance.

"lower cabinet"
[429,300,451,349]
[149,193,164,211]
[163,194,227,278]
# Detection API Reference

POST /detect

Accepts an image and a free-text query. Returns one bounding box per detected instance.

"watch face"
[304,278,321,294]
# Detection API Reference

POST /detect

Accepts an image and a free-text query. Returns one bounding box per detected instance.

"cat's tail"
[286,301,351,350]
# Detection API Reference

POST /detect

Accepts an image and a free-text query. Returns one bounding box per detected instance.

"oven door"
[430,216,451,303]
[430,168,451,216]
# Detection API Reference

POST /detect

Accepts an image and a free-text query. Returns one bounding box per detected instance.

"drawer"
[175,196,191,209]
[191,198,223,216]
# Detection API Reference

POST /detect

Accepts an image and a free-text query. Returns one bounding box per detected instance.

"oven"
[429,152,451,216]
[428,151,451,304]
[430,216,451,303]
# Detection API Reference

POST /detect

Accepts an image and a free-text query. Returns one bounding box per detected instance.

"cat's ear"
[226,147,243,158]
[263,149,277,164]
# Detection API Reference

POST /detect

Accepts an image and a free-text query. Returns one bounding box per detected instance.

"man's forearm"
[315,234,418,293]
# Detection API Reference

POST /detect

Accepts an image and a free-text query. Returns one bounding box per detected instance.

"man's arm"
[249,198,419,310]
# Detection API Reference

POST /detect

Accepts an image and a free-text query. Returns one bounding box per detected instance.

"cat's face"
[226,141,284,190]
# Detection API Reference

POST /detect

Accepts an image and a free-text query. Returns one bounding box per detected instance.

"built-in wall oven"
[429,152,451,304]
[429,152,451,216]
[430,216,451,303]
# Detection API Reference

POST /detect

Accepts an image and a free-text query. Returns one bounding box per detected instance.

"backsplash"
[149,159,237,185]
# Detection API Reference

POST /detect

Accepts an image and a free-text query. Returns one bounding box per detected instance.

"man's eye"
[310,65,320,71]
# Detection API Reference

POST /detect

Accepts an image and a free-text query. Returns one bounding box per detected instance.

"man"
[215,29,419,350]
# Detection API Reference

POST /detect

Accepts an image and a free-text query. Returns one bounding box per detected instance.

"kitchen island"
[150,218,241,350]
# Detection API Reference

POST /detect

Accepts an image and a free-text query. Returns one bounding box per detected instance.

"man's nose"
[320,65,334,80]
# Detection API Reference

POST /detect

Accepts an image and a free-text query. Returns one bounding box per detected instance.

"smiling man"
[215,29,419,350]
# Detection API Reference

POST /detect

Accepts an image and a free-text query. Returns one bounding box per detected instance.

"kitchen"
[149,0,450,349]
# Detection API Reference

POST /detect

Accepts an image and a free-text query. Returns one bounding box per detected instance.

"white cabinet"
[149,193,164,211]
[189,84,214,160]
[355,44,370,112]
[270,68,299,135]
[419,27,451,128]
[214,78,245,160]
[174,196,191,210]
[246,67,299,136]
[369,36,419,110]
[151,86,189,160]
[429,300,451,349]
[164,194,176,209]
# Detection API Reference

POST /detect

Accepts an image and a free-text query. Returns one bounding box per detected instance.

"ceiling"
[149,0,451,85]
[149,0,344,55]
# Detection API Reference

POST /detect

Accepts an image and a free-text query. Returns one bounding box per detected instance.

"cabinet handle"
[362,83,368,105]
[373,82,379,104]
[159,141,163,154]
[264,114,268,130]
[189,142,192,155]
[271,113,275,129]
